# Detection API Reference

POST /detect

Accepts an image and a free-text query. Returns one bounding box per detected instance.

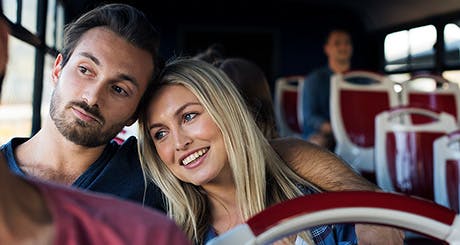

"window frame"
[2,0,63,136]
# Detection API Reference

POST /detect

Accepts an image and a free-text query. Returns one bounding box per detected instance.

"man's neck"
[329,59,350,74]
[0,155,54,244]
[14,119,107,185]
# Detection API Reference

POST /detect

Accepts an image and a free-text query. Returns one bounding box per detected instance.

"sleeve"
[301,72,328,139]
[334,224,358,245]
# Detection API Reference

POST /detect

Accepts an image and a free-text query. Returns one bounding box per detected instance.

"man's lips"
[71,106,103,125]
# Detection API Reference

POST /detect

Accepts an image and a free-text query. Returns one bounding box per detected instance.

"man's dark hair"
[325,28,352,44]
[61,3,160,80]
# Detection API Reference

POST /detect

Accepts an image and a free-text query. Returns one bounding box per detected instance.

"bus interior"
[2,0,460,243]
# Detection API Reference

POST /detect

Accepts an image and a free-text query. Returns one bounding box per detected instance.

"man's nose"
[81,83,104,107]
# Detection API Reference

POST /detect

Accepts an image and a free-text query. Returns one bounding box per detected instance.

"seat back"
[434,130,460,213]
[401,74,460,123]
[206,191,460,245]
[375,107,457,201]
[113,122,138,145]
[274,75,304,137]
[330,70,398,177]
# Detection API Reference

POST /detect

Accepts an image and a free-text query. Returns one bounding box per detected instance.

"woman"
[138,58,356,244]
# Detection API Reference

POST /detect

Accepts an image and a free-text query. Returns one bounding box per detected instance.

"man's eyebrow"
[79,52,100,65]
[78,51,139,88]
[118,73,139,88]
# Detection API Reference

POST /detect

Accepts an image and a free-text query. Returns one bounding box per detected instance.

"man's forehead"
[329,31,350,41]
[71,28,154,87]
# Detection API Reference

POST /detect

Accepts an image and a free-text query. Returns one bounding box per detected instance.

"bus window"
[444,21,460,67]
[0,0,63,144]
[443,21,460,85]
[384,25,437,72]
[22,0,37,33]
[41,54,54,126]
[46,0,64,49]
[0,37,35,143]
[2,0,17,22]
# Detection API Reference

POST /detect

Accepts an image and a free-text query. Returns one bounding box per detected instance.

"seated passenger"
[301,28,353,151]
[137,58,357,244]
[216,57,279,139]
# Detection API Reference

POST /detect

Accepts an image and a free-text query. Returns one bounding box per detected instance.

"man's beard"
[49,89,127,147]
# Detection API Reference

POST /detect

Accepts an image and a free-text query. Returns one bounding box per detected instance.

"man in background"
[301,28,353,150]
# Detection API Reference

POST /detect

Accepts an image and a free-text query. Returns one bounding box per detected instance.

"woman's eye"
[183,113,197,122]
[153,130,167,140]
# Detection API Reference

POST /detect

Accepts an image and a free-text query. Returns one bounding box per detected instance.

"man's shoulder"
[307,66,331,78]
[1,137,29,174]
[33,179,189,244]
[0,137,29,150]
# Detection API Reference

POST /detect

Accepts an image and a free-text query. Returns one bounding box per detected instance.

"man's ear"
[51,54,64,87]
[323,44,330,56]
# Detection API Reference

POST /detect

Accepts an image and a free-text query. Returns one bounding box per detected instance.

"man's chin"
[61,129,108,147]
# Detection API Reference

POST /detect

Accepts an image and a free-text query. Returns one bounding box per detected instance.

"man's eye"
[78,66,89,74]
[112,85,128,96]
[184,113,197,122]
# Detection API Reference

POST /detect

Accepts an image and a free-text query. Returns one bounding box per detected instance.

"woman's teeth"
[182,148,208,165]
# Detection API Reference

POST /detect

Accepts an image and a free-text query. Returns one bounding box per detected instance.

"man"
[0,3,190,244]
[2,4,402,243]
[301,28,353,150]
[1,2,166,210]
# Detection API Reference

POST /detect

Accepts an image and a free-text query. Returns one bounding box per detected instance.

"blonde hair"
[138,58,317,244]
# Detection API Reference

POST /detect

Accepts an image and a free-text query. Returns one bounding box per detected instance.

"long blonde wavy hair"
[138,58,318,244]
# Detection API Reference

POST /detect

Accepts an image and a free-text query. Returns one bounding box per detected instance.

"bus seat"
[375,106,457,202]
[206,191,460,245]
[434,130,460,213]
[400,74,460,124]
[274,75,305,137]
[330,70,398,181]
[113,122,139,145]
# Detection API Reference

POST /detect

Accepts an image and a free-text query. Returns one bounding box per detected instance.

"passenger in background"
[138,58,358,244]
[218,58,279,139]
[301,28,353,151]
[0,3,189,244]
[193,47,278,139]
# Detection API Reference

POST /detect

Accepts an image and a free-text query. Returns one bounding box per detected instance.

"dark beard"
[49,89,126,147]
